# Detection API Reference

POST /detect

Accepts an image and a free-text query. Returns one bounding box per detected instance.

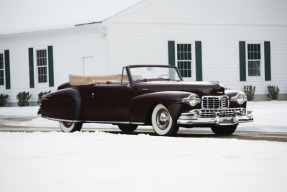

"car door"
[90,83,131,122]
[79,83,131,122]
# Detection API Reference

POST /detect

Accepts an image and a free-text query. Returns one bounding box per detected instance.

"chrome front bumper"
[177,108,253,126]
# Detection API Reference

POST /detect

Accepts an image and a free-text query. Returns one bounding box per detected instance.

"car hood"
[133,81,225,97]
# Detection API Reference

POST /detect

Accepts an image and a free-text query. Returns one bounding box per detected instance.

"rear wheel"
[118,124,138,132]
[211,125,237,135]
[151,104,179,136]
[59,121,83,132]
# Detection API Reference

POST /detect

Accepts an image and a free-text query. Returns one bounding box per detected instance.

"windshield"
[129,66,182,82]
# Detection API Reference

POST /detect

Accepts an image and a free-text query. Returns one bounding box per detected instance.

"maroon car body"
[39,65,253,136]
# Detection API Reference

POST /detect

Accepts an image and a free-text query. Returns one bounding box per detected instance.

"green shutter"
[4,50,11,89]
[48,46,54,87]
[195,41,202,81]
[239,41,246,81]
[264,41,271,81]
[168,41,175,66]
[28,48,34,88]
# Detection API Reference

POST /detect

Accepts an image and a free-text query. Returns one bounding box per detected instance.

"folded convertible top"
[69,74,122,85]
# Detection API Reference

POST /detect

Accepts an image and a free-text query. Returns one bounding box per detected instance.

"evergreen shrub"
[0,93,9,107]
[243,85,256,101]
[17,92,32,106]
[267,85,280,100]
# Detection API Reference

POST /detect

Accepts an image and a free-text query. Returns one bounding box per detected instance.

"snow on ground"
[0,131,287,192]
[0,101,287,132]
[1,102,287,192]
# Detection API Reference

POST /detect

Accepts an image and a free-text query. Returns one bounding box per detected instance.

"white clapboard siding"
[1,0,287,105]
[0,26,107,104]
[105,0,287,95]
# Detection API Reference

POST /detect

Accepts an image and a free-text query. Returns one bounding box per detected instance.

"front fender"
[225,90,247,108]
[40,88,82,121]
[130,91,198,124]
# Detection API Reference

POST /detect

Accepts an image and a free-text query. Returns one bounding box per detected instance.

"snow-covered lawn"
[1,101,287,132]
[1,101,287,192]
[0,131,287,192]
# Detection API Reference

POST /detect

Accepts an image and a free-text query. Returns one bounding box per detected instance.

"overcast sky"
[0,0,143,35]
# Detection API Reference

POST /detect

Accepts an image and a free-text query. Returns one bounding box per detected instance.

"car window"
[129,66,181,82]
[121,68,130,84]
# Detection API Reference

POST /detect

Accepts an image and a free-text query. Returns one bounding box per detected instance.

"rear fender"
[40,88,82,121]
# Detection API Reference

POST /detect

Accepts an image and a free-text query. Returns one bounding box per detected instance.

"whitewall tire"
[151,104,179,136]
[59,121,83,133]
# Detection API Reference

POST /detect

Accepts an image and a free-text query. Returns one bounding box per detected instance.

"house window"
[0,53,4,86]
[247,44,261,76]
[177,44,192,77]
[36,49,48,83]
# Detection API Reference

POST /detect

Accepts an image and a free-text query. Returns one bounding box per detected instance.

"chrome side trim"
[40,115,145,125]
[131,122,145,125]
[41,116,81,123]
[82,121,145,125]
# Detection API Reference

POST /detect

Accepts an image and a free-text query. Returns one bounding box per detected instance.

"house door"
[82,56,95,75]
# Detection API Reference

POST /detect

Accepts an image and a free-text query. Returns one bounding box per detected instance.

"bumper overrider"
[177,108,253,126]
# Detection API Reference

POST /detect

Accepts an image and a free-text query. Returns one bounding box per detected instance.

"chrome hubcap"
[63,122,73,128]
[156,109,170,130]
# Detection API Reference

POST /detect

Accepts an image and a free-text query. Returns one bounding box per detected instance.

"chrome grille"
[222,96,229,108]
[202,96,229,109]
[202,96,220,109]
[201,110,216,117]
[200,108,242,118]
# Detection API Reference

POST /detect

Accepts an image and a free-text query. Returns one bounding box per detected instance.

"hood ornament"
[209,81,220,84]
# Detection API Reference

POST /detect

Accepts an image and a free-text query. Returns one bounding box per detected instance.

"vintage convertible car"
[38,65,253,136]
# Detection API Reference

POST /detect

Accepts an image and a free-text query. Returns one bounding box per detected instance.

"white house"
[1,0,287,106]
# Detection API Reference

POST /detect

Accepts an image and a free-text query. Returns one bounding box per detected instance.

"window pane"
[36,50,47,83]
[37,58,41,66]
[0,71,4,85]
[247,44,261,60]
[248,61,261,76]
[38,68,41,83]
[0,53,3,69]
[247,44,261,77]
[38,66,47,83]
[178,61,191,77]
[43,58,47,66]
[0,78,4,85]
[177,44,192,77]
[0,53,4,85]
[177,44,192,60]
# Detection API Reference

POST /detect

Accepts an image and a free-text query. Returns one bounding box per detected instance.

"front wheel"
[151,104,179,136]
[59,121,83,133]
[118,124,138,132]
[211,125,237,135]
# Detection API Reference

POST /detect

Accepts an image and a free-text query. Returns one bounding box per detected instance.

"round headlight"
[182,94,200,106]
[231,93,247,105]
[188,95,198,106]
[237,94,245,104]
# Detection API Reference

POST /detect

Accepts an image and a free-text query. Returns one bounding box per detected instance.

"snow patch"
[0,131,287,192]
